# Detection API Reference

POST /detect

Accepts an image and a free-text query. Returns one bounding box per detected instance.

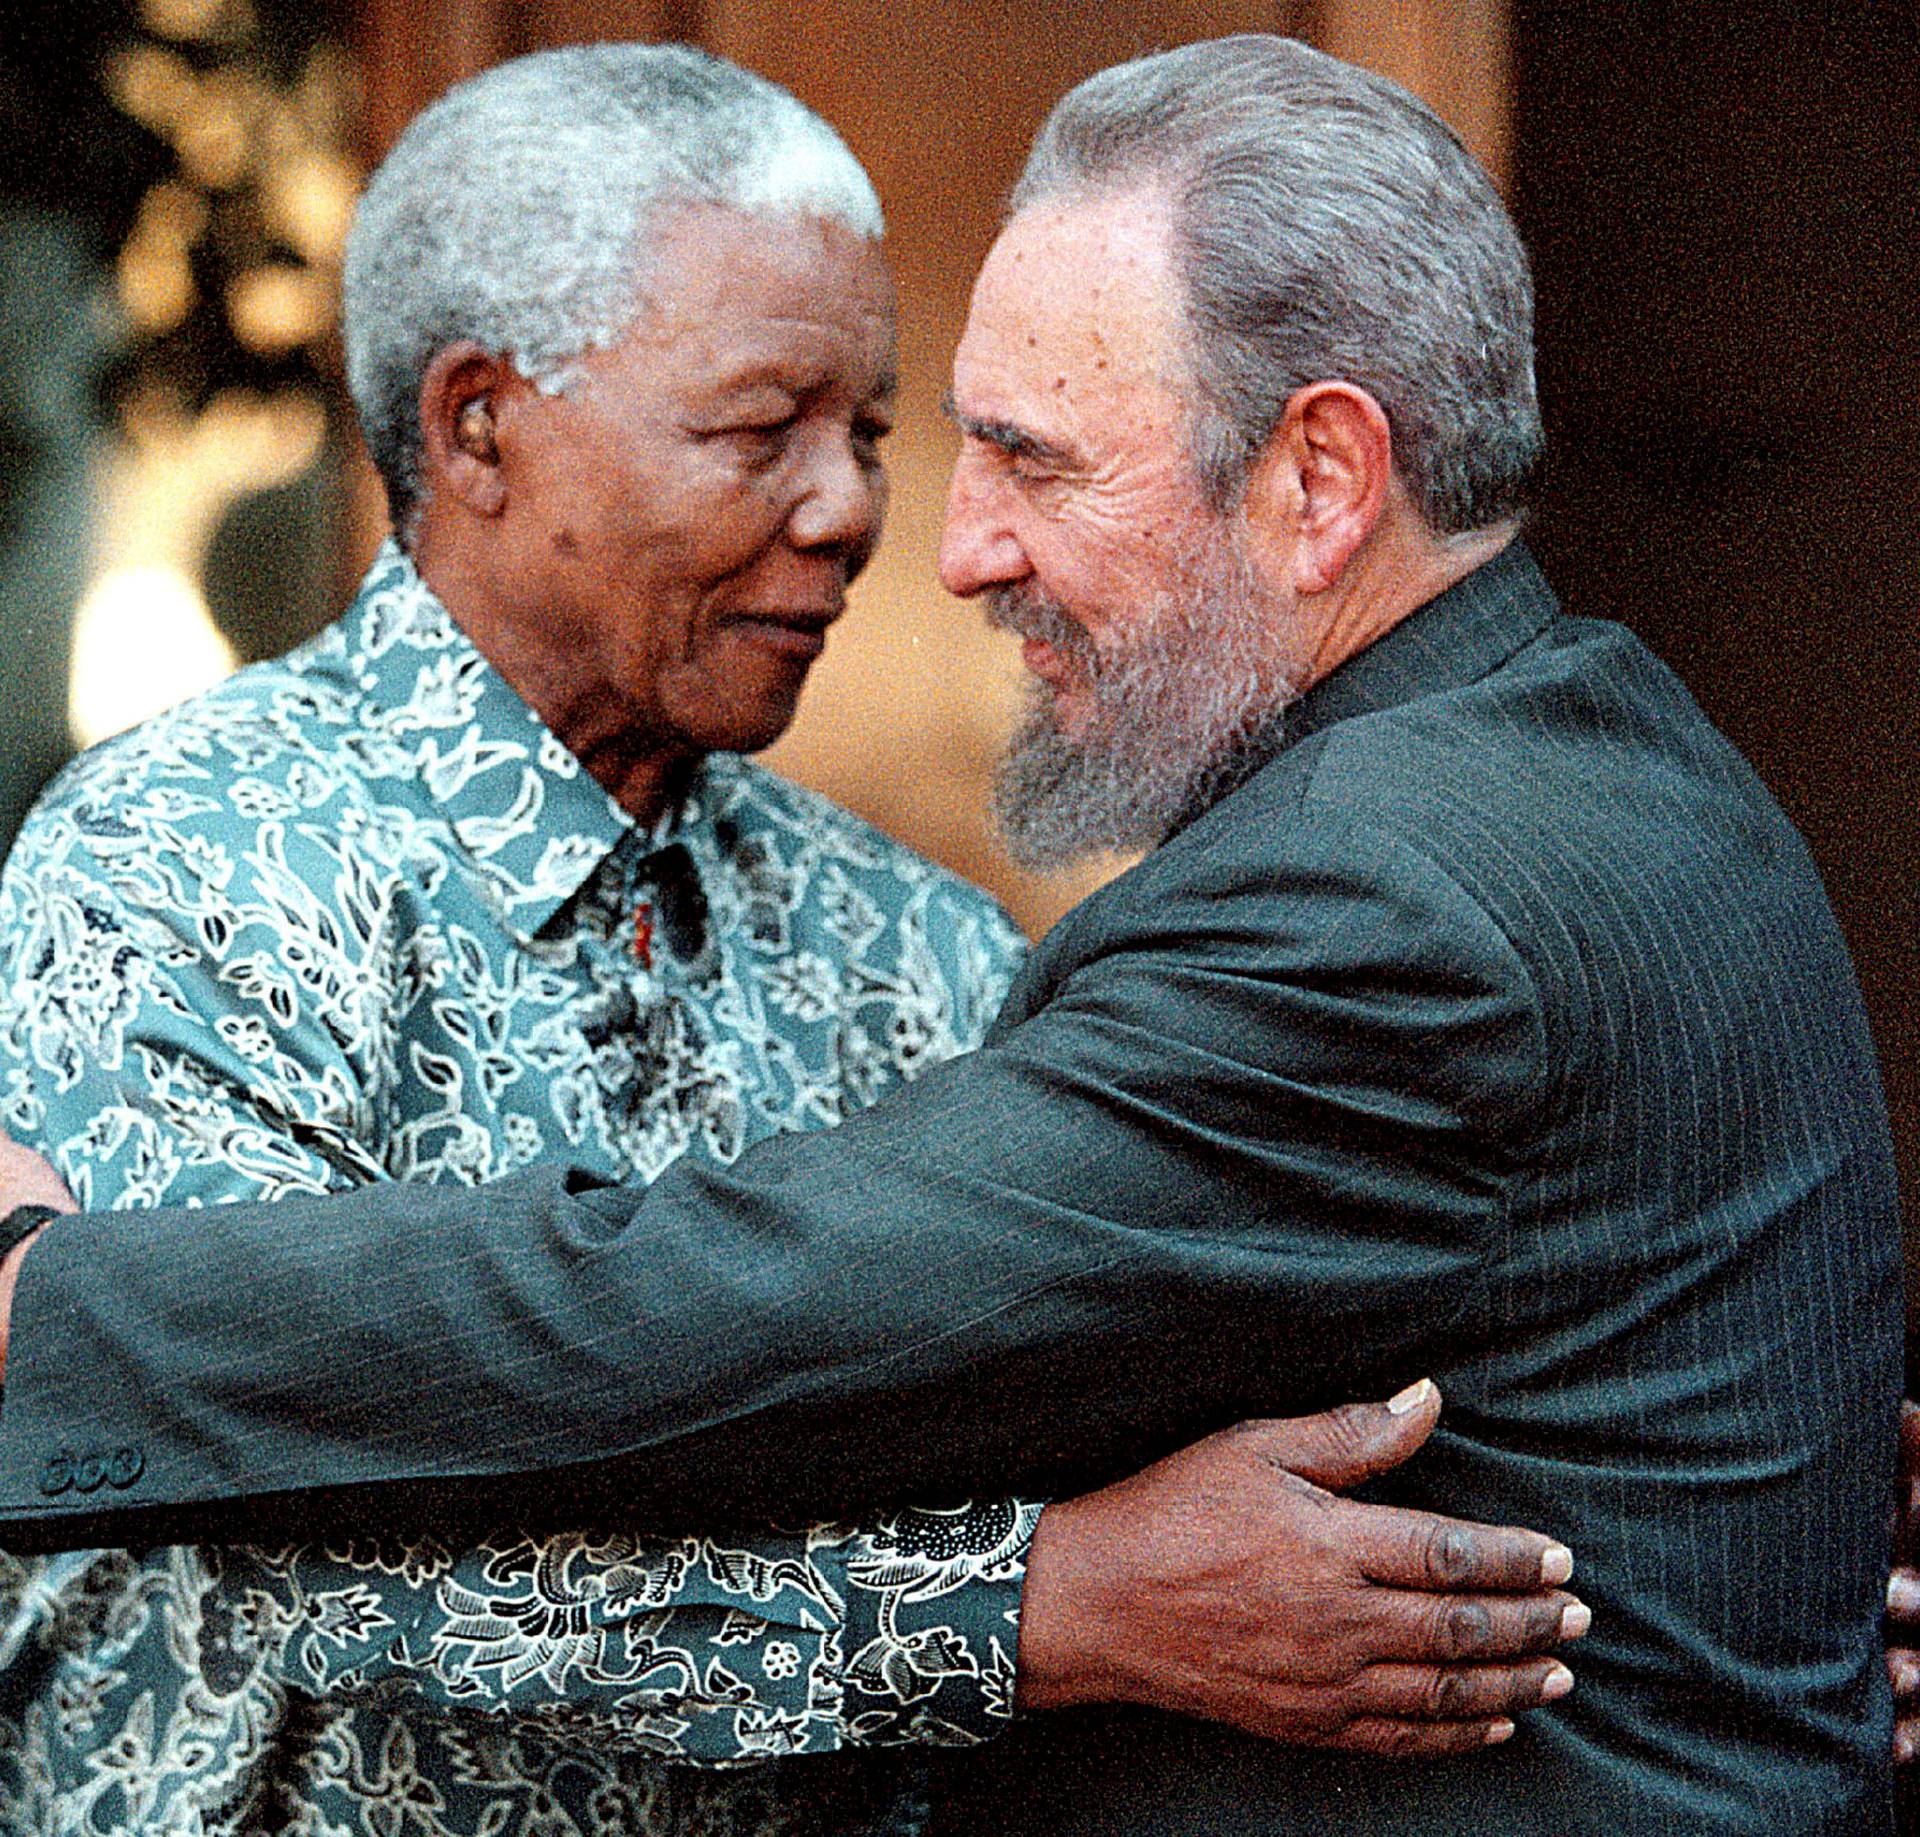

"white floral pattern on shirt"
[0,543,1034,1837]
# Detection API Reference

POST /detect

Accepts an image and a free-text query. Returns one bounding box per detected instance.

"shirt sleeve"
[0,815,387,1207]
[224,1500,1032,1762]
[0,802,1034,1761]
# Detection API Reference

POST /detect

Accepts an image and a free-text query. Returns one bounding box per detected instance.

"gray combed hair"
[343,43,883,535]
[1012,35,1541,535]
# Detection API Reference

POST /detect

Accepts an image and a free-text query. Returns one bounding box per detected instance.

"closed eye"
[710,419,796,471]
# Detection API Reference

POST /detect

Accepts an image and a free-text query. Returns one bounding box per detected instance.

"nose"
[938,445,1028,598]
[787,431,885,566]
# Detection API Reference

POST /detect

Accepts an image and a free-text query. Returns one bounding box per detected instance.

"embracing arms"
[0,807,1585,1757]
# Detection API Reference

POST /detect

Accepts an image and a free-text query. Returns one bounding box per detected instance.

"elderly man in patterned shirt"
[0,45,1585,1837]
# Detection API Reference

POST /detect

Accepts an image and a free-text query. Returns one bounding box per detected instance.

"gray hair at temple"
[1011,36,1541,535]
[342,44,884,537]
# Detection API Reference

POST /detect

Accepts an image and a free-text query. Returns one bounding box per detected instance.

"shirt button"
[107,1446,144,1489]
[73,1451,107,1493]
[38,1449,74,1496]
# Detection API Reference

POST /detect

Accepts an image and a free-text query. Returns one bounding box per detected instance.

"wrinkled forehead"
[952,191,1187,421]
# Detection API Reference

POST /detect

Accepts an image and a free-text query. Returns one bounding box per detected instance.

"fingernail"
[1541,1662,1575,1701]
[1386,1377,1432,1416]
[1895,1728,1916,1765]
[1484,1718,1516,1745]
[1540,1544,1574,1586]
[1893,1658,1920,1695]
[1560,1602,1592,1639]
[1890,1573,1920,1616]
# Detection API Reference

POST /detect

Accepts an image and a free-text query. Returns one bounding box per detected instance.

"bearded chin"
[993,546,1298,870]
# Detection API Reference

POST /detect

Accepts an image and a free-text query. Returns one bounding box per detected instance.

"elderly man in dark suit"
[0,33,1902,1835]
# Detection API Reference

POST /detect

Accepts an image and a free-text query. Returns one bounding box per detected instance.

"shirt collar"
[1280,536,1559,748]
[340,542,639,942]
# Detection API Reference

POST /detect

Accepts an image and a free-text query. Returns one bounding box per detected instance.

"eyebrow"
[940,391,1079,470]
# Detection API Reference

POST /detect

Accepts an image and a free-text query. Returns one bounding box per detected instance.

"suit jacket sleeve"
[0,810,1549,1545]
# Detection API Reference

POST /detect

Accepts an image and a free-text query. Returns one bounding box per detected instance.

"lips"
[987,588,1092,691]
[727,610,841,661]
[1021,636,1071,685]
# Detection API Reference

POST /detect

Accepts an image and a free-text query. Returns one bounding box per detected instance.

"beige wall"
[355,1,1510,937]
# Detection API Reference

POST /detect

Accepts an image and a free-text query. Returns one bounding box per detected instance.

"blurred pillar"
[1309,0,1510,189]
[0,209,102,851]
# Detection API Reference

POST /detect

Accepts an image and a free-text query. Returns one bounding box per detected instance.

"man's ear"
[1241,382,1393,595]
[419,343,517,518]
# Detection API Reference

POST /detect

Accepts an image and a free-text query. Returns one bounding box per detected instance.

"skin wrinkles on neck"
[1297,509,1522,691]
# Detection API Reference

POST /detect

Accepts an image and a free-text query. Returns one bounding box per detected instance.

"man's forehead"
[950,191,1185,426]
[612,203,897,372]
[708,340,900,399]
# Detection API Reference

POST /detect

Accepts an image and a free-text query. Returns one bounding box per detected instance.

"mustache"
[984,584,1099,667]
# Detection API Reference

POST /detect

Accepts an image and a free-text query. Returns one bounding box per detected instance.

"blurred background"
[0,0,1914,1292]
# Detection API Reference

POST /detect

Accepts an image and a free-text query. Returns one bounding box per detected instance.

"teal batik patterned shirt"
[0,544,1037,1837]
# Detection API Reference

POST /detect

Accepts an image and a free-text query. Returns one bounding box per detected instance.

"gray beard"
[989,540,1298,869]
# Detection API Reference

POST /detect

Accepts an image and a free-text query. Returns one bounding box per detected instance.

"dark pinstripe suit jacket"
[0,542,1901,1832]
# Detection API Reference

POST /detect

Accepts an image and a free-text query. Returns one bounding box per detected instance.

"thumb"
[1240,1378,1443,1493]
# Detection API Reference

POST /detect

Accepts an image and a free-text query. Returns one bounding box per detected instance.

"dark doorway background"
[1513,1,1920,1334]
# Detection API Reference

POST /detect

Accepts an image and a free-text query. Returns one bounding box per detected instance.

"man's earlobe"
[1232,435,1309,591]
